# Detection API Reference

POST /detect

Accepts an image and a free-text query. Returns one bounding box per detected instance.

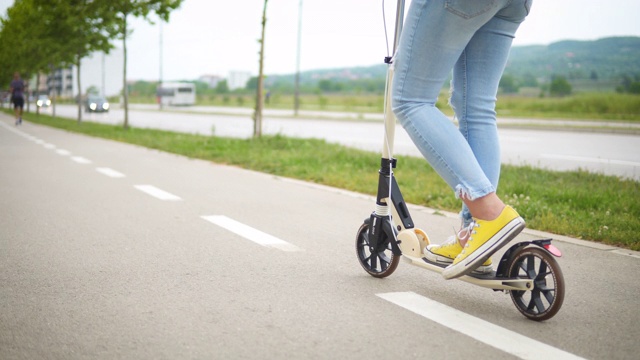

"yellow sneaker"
[425,232,493,274]
[442,205,525,280]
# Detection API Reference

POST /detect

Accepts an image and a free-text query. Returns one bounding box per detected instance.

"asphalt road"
[34,104,640,181]
[1,114,639,359]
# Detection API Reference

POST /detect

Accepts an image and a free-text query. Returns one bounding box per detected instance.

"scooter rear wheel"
[355,222,400,278]
[507,246,565,321]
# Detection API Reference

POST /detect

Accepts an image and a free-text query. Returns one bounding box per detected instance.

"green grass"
[10,110,640,251]
[56,90,640,121]
[497,92,640,121]
[190,91,640,121]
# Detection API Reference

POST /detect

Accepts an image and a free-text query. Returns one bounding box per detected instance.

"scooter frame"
[356,0,565,321]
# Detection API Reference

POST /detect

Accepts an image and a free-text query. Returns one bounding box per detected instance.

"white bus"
[157,82,196,106]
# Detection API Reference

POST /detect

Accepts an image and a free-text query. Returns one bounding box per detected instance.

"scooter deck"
[402,254,533,291]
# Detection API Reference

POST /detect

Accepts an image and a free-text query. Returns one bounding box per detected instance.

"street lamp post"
[159,19,164,110]
[294,0,303,116]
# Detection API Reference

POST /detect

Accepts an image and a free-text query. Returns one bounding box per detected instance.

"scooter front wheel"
[507,246,565,321]
[355,222,400,278]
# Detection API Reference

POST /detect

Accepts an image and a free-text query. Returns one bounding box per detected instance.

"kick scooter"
[355,0,565,321]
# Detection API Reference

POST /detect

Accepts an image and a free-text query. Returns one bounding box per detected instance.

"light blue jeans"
[392,0,531,225]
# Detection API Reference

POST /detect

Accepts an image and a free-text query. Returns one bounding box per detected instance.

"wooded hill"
[506,36,640,81]
[264,36,640,92]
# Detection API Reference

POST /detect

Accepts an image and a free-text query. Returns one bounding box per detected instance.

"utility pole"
[159,19,164,110]
[294,0,303,116]
[102,52,106,96]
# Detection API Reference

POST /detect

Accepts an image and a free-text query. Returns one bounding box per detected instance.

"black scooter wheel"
[355,222,400,278]
[507,246,565,321]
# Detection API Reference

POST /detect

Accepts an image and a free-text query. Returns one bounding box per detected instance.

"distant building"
[25,67,72,98]
[33,48,125,99]
[30,72,50,96]
[47,67,74,97]
[228,71,252,90]
[199,74,223,88]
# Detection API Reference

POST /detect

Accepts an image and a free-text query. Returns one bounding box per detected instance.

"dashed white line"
[71,156,92,164]
[55,149,71,156]
[202,215,302,252]
[377,292,585,360]
[96,167,126,178]
[43,143,55,149]
[134,185,182,201]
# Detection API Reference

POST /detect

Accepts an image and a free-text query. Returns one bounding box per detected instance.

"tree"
[246,76,259,91]
[499,74,519,94]
[317,79,344,92]
[253,0,268,137]
[30,0,115,123]
[0,0,52,113]
[215,80,230,94]
[521,73,539,87]
[616,74,640,94]
[549,75,572,97]
[106,0,183,129]
[87,85,100,95]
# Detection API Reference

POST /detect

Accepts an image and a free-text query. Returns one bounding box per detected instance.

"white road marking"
[134,185,182,201]
[0,121,30,138]
[377,292,585,360]
[55,149,71,156]
[71,156,92,164]
[201,215,302,252]
[0,123,56,149]
[96,167,126,178]
[541,153,640,167]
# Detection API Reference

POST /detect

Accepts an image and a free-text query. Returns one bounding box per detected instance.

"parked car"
[36,95,51,107]
[85,96,109,113]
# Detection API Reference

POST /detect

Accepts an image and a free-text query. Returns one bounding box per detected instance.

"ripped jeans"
[392,0,531,225]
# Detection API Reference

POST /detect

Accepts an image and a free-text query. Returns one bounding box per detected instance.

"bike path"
[1,114,638,359]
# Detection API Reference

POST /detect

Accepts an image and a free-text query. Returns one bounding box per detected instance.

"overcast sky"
[2,0,639,81]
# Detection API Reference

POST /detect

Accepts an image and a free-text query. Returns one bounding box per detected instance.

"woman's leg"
[453,2,532,226]
[392,0,509,202]
[392,0,532,278]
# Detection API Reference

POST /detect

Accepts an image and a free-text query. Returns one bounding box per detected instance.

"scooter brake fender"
[495,238,561,277]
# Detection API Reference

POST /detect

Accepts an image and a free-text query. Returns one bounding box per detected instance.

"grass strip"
[12,110,640,251]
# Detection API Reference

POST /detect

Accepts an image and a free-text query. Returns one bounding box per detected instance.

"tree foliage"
[499,74,520,94]
[616,74,640,94]
[1,0,116,121]
[549,75,572,97]
[0,0,51,86]
[0,0,182,127]
[102,0,184,128]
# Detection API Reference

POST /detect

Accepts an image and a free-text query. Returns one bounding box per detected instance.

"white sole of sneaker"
[442,217,525,280]
[424,250,454,265]
[424,250,493,274]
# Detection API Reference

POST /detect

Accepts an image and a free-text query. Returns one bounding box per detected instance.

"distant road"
[37,104,640,180]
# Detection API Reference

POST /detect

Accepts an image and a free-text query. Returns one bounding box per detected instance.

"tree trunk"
[123,14,129,129]
[35,74,41,116]
[52,89,56,118]
[24,75,30,114]
[254,0,268,138]
[76,54,82,123]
